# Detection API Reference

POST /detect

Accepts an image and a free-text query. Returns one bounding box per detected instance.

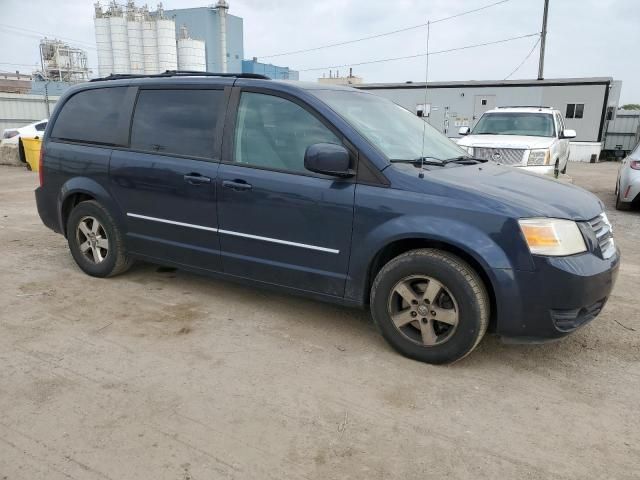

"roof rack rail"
[90,70,271,82]
[496,105,554,109]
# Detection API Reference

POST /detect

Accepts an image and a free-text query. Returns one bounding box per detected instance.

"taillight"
[38,143,45,186]
[631,160,640,170]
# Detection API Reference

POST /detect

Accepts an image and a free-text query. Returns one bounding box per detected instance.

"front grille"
[473,147,526,165]
[588,213,615,259]
[551,298,607,331]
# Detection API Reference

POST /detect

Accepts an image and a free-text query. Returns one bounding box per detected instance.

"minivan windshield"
[312,90,467,162]
[472,112,555,137]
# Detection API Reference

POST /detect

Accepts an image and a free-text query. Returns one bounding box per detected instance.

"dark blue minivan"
[35,72,620,364]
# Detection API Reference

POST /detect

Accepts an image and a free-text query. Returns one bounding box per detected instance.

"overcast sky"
[2,0,638,103]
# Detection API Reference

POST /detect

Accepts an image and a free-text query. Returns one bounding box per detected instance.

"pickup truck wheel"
[67,200,132,277]
[370,249,489,364]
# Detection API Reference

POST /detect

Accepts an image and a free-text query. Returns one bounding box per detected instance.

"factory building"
[165,1,243,73]
[242,58,298,80]
[356,77,622,161]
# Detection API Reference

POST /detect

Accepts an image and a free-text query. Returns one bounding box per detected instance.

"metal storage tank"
[109,12,131,74]
[142,19,159,74]
[177,26,206,72]
[94,9,113,77]
[156,16,178,72]
[127,12,144,74]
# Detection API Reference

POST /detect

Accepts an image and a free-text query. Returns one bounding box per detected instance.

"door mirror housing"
[459,126,471,136]
[561,129,576,139]
[304,143,354,178]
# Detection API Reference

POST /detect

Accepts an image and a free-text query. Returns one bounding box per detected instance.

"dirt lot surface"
[1,162,638,479]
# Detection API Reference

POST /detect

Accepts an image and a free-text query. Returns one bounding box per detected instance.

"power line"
[256,0,512,59]
[296,32,539,72]
[0,24,96,49]
[504,36,541,80]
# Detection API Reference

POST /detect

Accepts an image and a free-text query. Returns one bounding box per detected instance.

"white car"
[615,142,640,210]
[457,107,575,176]
[1,119,48,146]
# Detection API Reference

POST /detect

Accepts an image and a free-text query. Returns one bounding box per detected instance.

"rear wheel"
[67,200,132,277]
[370,249,489,364]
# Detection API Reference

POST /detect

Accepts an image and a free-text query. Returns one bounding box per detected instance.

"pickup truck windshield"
[473,112,555,137]
[313,90,467,161]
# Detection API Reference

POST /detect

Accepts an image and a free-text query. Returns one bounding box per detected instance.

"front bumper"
[493,249,620,343]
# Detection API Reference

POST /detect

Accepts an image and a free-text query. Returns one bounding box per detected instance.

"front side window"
[472,112,555,137]
[51,87,128,145]
[234,92,340,173]
[313,90,466,161]
[130,89,223,158]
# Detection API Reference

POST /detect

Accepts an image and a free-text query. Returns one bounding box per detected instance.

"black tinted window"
[51,87,128,145]
[131,89,222,158]
[35,122,47,132]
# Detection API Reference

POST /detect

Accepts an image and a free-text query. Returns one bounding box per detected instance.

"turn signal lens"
[519,218,587,256]
[631,160,640,170]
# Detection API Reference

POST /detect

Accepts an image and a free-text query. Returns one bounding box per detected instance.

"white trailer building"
[356,77,622,162]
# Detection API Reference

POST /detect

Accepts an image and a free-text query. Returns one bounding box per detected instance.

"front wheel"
[370,249,489,365]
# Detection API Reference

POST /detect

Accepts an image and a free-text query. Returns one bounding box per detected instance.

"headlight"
[465,146,474,155]
[518,218,587,256]
[527,149,550,166]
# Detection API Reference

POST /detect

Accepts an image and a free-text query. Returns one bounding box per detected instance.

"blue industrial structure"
[165,5,244,73]
[242,58,299,80]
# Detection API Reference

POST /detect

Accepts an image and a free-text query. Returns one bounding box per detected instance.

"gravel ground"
[0,162,638,480]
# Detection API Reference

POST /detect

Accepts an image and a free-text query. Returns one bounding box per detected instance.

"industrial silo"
[94,4,113,77]
[155,4,177,72]
[141,10,159,74]
[109,6,131,74]
[126,3,144,74]
[177,25,206,72]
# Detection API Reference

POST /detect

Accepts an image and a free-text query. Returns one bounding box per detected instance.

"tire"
[615,181,631,211]
[561,159,568,175]
[370,249,489,365]
[66,200,133,277]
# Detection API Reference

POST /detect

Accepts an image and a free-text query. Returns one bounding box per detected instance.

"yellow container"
[21,136,42,172]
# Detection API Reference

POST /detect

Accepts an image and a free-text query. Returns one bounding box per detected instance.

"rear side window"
[51,87,128,145]
[35,122,47,132]
[130,89,223,158]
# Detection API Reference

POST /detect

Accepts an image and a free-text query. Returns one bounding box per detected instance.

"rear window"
[130,89,223,158]
[51,87,128,145]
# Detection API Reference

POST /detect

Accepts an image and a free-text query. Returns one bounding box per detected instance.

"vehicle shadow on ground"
[122,261,599,371]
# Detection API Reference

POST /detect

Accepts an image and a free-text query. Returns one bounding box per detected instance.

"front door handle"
[184,174,211,185]
[222,179,252,191]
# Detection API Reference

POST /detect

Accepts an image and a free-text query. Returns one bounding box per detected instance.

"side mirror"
[304,143,354,178]
[561,129,576,139]
[459,126,471,136]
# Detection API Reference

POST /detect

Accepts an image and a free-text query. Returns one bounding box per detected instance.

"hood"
[457,134,554,150]
[389,163,603,221]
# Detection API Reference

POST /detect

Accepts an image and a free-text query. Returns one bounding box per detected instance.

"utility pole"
[537,0,549,80]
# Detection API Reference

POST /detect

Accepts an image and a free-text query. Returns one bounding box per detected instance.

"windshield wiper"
[441,156,488,165]
[390,156,446,166]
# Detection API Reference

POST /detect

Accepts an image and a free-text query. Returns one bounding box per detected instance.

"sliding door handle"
[184,174,212,185]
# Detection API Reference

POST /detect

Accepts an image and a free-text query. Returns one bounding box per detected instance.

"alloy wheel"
[76,216,109,264]
[387,275,459,346]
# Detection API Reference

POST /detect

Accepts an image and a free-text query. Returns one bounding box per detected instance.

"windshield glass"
[472,112,555,137]
[312,90,467,161]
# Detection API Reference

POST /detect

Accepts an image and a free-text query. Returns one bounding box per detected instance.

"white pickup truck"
[456,107,575,176]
